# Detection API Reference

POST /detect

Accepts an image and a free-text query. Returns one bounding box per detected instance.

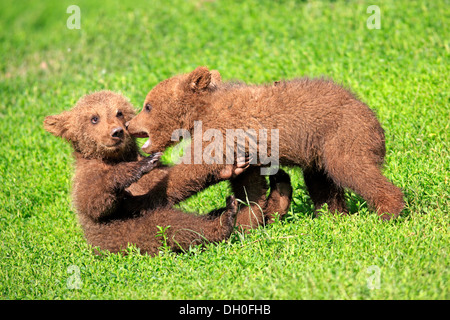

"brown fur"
[127,66,404,220]
[232,167,292,230]
[44,91,292,255]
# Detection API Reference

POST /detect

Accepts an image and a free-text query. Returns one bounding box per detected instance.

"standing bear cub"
[44,91,292,255]
[126,66,404,220]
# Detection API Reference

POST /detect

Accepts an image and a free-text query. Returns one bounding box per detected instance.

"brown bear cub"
[127,66,404,220]
[44,91,292,255]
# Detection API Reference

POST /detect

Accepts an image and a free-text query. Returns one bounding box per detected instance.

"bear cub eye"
[91,116,99,124]
[116,110,123,118]
[144,103,152,112]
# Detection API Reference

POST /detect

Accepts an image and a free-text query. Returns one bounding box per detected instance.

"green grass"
[0,0,448,300]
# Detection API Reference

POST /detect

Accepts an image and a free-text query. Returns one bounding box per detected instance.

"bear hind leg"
[303,166,348,216]
[264,169,293,223]
[324,157,404,220]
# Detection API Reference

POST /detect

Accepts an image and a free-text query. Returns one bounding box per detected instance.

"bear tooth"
[142,138,151,149]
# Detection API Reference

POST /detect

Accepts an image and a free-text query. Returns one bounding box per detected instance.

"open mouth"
[130,132,151,150]
[131,132,148,139]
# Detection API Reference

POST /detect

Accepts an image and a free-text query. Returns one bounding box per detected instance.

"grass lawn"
[0,0,448,300]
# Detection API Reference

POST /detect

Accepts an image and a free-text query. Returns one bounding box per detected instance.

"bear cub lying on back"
[44,91,241,255]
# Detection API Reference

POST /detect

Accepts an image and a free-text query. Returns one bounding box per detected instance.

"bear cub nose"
[111,127,124,139]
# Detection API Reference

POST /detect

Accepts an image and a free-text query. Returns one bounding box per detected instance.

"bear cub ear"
[43,111,74,141]
[188,66,213,92]
[209,70,221,89]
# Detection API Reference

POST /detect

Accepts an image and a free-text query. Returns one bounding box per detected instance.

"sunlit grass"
[0,0,448,299]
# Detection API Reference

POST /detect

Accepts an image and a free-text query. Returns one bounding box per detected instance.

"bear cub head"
[44,90,137,160]
[126,66,221,154]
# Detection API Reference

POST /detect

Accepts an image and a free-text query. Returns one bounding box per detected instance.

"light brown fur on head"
[126,66,222,154]
[44,90,137,161]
